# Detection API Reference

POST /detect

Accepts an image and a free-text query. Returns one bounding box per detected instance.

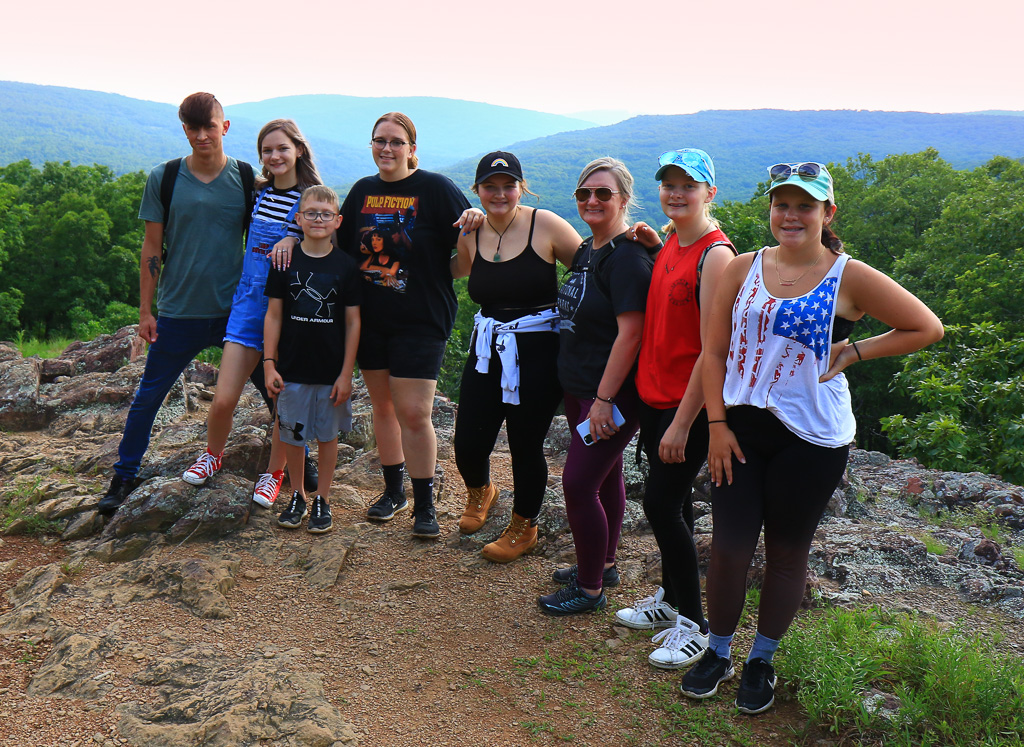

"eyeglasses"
[370,138,410,150]
[301,210,338,222]
[573,187,620,202]
[768,162,824,183]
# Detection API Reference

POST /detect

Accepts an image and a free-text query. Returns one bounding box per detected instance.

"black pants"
[453,332,562,519]
[638,402,709,626]
[706,405,849,640]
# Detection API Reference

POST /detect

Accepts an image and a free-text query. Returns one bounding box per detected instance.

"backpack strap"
[237,159,255,246]
[158,158,183,264]
[695,240,737,309]
[158,157,255,264]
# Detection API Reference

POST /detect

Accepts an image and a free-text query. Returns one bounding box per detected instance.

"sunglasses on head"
[573,187,620,202]
[659,149,712,171]
[768,162,824,183]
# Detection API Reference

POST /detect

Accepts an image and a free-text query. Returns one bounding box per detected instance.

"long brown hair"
[254,119,322,192]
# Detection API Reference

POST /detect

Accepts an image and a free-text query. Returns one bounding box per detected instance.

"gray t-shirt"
[138,157,251,319]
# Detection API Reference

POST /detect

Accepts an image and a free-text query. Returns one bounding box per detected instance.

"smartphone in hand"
[576,404,626,446]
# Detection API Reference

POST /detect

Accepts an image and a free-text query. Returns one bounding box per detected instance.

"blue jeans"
[114,316,271,479]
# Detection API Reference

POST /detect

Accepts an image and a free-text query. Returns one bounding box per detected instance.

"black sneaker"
[680,649,735,699]
[97,474,137,516]
[735,658,776,714]
[366,490,409,521]
[277,492,308,529]
[412,505,440,538]
[303,453,319,493]
[551,563,620,588]
[538,582,607,616]
[307,495,333,534]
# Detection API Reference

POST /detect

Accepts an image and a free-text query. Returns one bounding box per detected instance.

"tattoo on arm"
[147,256,160,278]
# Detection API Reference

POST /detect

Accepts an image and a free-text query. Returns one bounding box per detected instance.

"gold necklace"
[775,245,826,287]
[665,222,713,275]
[486,206,519,262]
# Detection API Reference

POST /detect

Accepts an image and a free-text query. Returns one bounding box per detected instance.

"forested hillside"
[444,110,1024,229]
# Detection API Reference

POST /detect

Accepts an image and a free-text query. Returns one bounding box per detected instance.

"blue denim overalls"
[224,188,301,350]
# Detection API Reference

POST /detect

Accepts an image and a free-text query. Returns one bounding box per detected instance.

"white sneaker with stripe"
[614,587,678,630]
[649,615,709,670]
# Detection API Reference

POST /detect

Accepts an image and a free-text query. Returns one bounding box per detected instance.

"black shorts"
[357,330,448,380]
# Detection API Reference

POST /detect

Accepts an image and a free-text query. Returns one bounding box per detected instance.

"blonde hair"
[255,119,322,192]
[299,185,340,211]
[373,112,419,170]
[576,157,638,224]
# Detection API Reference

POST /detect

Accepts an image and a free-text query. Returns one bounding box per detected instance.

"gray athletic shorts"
[277,382,353,446]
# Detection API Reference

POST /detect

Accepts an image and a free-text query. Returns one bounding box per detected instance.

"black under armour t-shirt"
[265,246,362,385]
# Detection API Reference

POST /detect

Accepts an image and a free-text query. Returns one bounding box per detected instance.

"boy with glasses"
[263,186,361,533]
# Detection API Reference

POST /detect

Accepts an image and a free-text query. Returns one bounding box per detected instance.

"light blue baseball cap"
[655,148,716,186]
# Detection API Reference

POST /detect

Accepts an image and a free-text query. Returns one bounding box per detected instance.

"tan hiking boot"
[481,513,537,563]
[458,482,498,534]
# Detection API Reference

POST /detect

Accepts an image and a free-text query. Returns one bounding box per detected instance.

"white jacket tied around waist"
[723,249,856,448]
[472,308,560,405]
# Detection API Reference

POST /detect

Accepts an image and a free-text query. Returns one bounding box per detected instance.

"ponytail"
[822,222,844,254]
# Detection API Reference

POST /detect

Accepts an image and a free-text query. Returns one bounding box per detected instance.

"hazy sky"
[4,0,1021,116]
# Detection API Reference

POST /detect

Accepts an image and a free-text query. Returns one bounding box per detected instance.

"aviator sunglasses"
[768,162,825,183]
[573,187,621,202]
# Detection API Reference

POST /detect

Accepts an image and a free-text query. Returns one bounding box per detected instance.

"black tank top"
[468,209,558,323]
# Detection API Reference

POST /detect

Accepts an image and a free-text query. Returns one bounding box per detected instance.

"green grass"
[646,681,753,745]
[920,532,948,555]
[14,333,75,359]
[780,606,1024,746]
[1,478,61,535]
[1011,546,1024,570]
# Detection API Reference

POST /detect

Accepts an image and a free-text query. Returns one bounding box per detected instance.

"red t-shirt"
[636,229,732,409]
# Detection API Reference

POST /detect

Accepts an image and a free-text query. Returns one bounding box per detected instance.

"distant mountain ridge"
[3,81,1023,227]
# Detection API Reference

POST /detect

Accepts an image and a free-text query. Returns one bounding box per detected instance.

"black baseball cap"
[475,151,523,185]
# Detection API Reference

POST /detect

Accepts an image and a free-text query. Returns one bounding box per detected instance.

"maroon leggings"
[562,390,640,591]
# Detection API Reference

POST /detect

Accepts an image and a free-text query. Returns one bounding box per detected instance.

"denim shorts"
[224,275,268,351]
[277,382,353,445]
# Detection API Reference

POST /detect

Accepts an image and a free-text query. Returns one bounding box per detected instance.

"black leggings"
[706,405,849,640]
[639,403,709,626]
[453,332,563,519]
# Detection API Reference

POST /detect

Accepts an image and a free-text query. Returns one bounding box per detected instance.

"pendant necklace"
[665,222,713,274]
[775,245,826,287]
[487,206,519,262]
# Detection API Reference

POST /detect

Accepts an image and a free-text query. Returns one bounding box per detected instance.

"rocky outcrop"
[1,327,1023,744]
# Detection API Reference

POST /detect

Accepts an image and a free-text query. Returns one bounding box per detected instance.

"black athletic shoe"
[366,490,409,521]
[277,492,308,529]
[551,563,620,588]
[537,582,607,616]
[680,649,735,699]
[735,658,777,714]
[303,453,319,494]
[411,505,440,538]
[97,474,137,516]
[307,495,333,534]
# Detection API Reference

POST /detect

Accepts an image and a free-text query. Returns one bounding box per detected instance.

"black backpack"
[158,157,255,263]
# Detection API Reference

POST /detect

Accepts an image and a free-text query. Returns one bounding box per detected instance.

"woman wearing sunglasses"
[538,157,656,615]
[337,112,472,538]
[683,161,943,713]
[612,150,736,672]
[449,151,583,562]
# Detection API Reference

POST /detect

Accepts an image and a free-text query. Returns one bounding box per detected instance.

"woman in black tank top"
[449,151,583,563]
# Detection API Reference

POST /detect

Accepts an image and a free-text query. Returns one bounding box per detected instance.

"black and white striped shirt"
[255,187,303,239]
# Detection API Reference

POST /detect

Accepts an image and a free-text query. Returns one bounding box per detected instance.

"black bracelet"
[263,358,277,364]
[708,419,728,424]
[595,394,615,404]
[850,340,863,361]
